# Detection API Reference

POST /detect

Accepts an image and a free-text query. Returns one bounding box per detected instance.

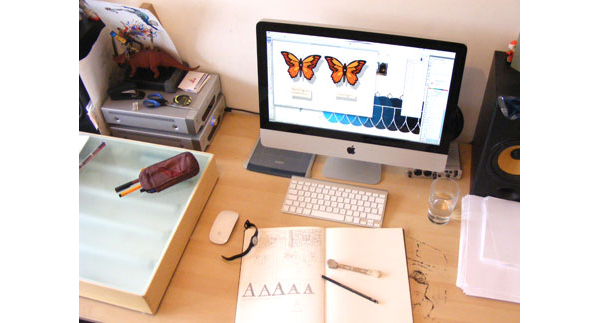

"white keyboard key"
[367,214,382,221]
[312,209,345,221]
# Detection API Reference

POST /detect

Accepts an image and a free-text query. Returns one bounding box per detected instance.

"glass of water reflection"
[427,178,460,225]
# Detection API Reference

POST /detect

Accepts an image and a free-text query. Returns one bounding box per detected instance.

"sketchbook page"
[235,227,326,323]
[481,197,520,267]
[324,228,413,323]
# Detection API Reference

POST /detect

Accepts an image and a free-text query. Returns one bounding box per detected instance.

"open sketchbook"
[235,227,413,323]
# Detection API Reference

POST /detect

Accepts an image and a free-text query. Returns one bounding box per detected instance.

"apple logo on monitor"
[347,145,356,155]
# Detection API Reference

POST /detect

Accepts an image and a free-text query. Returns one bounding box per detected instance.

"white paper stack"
[457,195,520,303]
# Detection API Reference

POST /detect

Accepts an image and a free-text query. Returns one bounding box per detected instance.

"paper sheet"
[481,197,520,267]
[79,27,119,135]
[456,195,520,303]
[85,0,181,61]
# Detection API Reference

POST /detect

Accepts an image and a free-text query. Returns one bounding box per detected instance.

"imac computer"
[256,20,467,184]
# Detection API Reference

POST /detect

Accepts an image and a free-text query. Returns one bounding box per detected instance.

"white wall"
[102,0,519,142]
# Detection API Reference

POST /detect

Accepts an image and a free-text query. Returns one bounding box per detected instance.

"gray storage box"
[110,94,226,151]
[102,74,221,135]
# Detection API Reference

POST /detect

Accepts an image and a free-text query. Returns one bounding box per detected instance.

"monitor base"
[322,157,381,185]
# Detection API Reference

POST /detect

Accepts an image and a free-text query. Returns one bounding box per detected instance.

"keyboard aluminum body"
[281,176,388,228]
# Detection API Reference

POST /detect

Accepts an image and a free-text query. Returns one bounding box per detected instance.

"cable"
[225,107,259,115]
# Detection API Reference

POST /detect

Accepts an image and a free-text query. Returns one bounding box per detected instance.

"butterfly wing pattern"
[325,56,366,86]
[281,51,301,78]
[344,60,367,85]
[300,55,321,80]
[281,51,321,80]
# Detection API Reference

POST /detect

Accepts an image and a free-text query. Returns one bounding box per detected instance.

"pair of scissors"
[143,93,192,110]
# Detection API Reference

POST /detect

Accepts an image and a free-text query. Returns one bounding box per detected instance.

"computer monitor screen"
[256,20,467,183]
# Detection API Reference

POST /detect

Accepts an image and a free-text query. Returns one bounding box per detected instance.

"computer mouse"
[209,210,239,244]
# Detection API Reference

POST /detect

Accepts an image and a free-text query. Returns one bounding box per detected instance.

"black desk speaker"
[470,52,520,201]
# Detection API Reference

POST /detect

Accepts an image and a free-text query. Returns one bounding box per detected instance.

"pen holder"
[139,152,200,193]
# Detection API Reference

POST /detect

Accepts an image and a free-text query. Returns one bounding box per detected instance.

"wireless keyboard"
[281,176,387,228]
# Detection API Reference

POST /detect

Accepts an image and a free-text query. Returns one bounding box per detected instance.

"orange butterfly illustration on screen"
[281,51,322,80]
[324,56,366,86]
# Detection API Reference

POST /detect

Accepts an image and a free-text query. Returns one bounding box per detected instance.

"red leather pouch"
[138,152,200,193]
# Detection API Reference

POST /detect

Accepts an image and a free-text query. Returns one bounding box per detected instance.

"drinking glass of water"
[427,178,460,225]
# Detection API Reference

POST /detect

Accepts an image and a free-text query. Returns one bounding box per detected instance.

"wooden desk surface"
[79,111,519,322]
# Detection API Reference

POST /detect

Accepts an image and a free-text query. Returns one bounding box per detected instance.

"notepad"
[234,227,413,323]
